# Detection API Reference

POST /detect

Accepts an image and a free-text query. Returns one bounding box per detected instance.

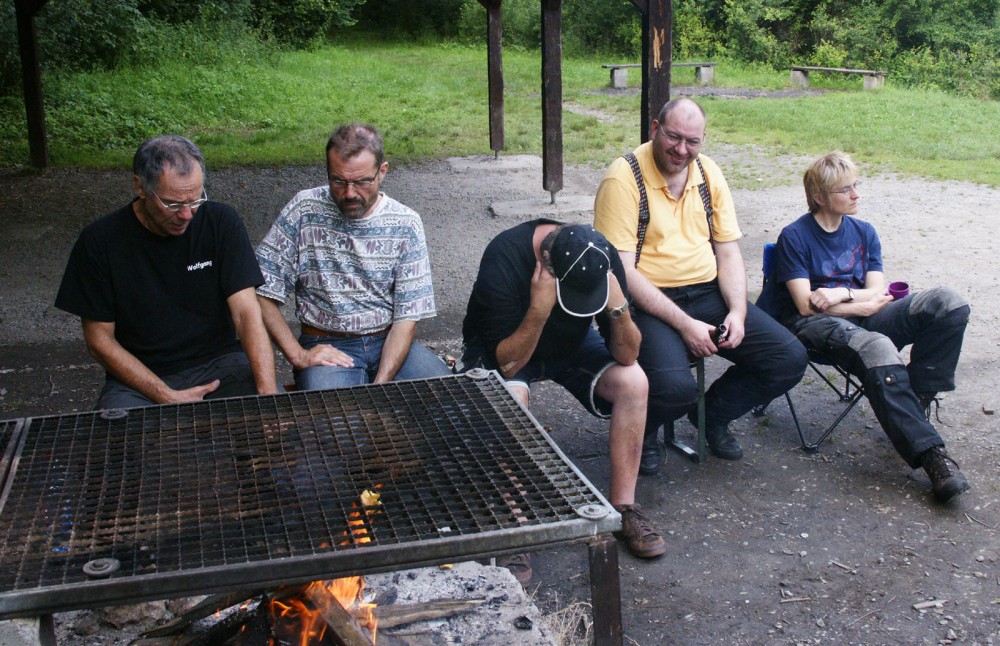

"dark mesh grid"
[0,372,616,617]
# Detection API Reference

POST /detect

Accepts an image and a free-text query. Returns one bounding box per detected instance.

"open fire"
[265,576,378,645]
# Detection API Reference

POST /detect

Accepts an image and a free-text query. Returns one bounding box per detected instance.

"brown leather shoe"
[614,504,667,558]
[497,553,532,585]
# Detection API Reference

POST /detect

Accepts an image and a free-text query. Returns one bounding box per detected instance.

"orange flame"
[268,577,378,645]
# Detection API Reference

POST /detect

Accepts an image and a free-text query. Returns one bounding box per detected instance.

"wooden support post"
[14,0,50,169]
[588,535,623,646]
[630,0,672,142]
[541,0,563,200]
[479,0,505,155]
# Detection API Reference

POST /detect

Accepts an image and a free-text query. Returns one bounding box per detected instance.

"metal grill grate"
[0,371,617,618]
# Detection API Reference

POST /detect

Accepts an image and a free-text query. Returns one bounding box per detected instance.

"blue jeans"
[792,286,970,466]
[96,351,256,410]
[296,333,451,390]
[635,281,808,430]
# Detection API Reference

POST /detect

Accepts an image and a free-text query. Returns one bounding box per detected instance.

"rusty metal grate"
[0,371,617,618]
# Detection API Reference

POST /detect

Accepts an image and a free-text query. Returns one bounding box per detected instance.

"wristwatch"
[607,301,629,319]
[845,287,856,302]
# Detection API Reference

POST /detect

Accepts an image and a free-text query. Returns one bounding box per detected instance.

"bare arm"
[713,240,748,349]
[227,287,278,395]
[617,250,718,358]
[374,319,417,383]
[257,296,354,371]
[82,319,220,404]
[604,273,641,365]
[787,272,892,318]
[494,261,557,378]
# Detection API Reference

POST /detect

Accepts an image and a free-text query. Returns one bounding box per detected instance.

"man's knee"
[643,365,698,409]
[848,331,903,370]
[910,286,968,319]
[910,287,971,328]
[764,338,808,387]
[598,363,648,404]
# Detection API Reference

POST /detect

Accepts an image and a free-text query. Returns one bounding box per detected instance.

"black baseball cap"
[549,225,612,317]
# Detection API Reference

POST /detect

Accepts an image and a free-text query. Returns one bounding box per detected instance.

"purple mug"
[888,281,909,301]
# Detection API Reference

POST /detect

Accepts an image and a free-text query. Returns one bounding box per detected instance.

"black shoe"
[689,412,743,460]
[639,427,663,476]
[917,392,942,423]
[921,447,969,503]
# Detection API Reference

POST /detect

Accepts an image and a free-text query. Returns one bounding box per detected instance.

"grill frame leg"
[587,534,623,646]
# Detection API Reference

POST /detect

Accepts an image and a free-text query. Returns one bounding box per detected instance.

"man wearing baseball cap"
[461,220,666,580]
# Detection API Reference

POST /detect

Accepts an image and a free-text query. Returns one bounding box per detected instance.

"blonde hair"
[803,151,858,213]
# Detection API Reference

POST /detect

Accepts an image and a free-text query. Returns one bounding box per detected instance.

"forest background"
[1,0,998,176]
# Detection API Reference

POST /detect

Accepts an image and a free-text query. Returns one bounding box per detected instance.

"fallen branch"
[913,599,947,611]
[965,512,995,528]
[375,598,486,629]
[779,597,811,604]
[844,609,879,628]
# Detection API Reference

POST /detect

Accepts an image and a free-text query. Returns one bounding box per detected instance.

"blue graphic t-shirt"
[761,212,882,324]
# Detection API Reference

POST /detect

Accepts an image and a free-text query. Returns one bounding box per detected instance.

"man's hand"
[162,379,221,404]
[855,293,894,316]
[680,318,720,358]
[810,287,849,312]
[529,261,557,315]
[291,344,355,371]
[717,312,745,349]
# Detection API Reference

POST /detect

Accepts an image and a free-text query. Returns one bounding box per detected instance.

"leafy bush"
[0,0,151,94]
[252,0,365,49]
[355,0,466,40]
[456,0,540,50]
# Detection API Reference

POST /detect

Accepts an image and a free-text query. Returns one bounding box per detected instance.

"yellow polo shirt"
[594,142,742,288]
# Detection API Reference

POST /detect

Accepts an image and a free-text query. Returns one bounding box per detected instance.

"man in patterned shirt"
[255,122,450,389]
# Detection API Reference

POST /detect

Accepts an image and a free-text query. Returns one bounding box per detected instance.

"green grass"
[1,40,999,185]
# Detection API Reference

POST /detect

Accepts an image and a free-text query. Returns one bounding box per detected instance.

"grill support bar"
[588,535,623,646]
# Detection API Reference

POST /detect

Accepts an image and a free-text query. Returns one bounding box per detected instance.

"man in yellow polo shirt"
[594,98,807,471]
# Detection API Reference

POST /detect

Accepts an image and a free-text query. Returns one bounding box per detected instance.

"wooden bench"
[601,62,717,89]
[789,65,889,90]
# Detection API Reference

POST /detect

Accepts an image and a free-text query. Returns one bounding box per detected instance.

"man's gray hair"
[132,135,205,193]
[326,122,385,168]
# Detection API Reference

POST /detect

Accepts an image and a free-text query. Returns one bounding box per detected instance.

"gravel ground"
[1,120,999,644]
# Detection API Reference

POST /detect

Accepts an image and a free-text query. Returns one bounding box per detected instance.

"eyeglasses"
[329,170,381,190]
[152,188,208,213]
[659,129,704,151]
[829,181,861,195]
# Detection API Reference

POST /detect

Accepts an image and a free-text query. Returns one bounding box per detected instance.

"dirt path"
[1,141,998,644]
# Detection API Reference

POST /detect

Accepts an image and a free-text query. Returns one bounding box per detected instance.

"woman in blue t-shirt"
[768,151,972,504]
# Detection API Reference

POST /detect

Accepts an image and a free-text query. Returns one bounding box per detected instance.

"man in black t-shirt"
[462,221,666,571]
[56,135,277,409]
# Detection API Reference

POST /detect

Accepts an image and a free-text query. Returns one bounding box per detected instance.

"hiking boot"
[639,423,671,476]
[689,412,743,460]
[497,553,532,585]
[614,504,667,558]
[921,446,970,503]
[917,392,942,423]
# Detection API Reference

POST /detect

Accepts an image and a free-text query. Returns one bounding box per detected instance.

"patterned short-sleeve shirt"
[255,186,436,334]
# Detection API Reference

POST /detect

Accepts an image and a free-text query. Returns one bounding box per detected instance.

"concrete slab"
[488,194,595,222]
[447,155,542,172]
[367,562,555,644]
[0,617,50,645]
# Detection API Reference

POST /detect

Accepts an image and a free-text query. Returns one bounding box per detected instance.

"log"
[374,598,485,629]
[304,584,374,646]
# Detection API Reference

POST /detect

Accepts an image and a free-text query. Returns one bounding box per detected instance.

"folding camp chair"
[665,358,707,463]
[753,243,867,453]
